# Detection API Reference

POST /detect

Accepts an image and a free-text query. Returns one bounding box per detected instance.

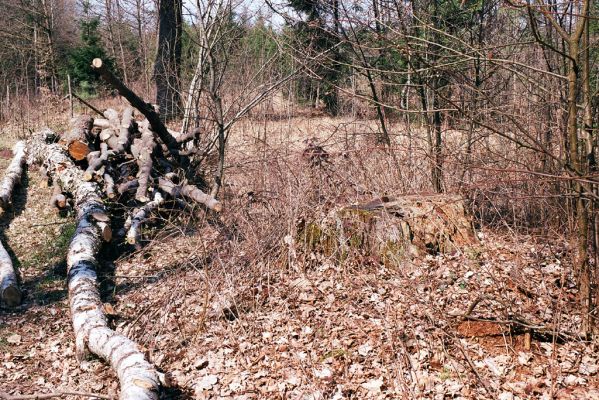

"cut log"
[84,143,109,181]
[158,177,221,212]
[125,192,165,246]
[50,184,68,209]
[298,194,478,265]
[116,107,134,153]
[91,58,180,158]
[28,130,159,400]
[0,240,21,307]
[93,118,112,129]
[0,141,27,209]
[60,116,95,161]
[134,122,156,202]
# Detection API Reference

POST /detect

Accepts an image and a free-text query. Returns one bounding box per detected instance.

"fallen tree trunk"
[28,129,159,400]
[0,141,27,307]
[0,141,27,209]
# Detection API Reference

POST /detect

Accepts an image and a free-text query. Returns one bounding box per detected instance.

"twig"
[454,341,495,396]
[462,295,487,319]
[0,390,114,400]
[28,221,70,228]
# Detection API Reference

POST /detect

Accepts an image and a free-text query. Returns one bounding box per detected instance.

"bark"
[91,58,180,158]
[27,129,159,400]
[158,177,221,212]
[0,141,27,209]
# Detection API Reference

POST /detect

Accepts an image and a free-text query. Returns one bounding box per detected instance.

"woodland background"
[1,0,599,398]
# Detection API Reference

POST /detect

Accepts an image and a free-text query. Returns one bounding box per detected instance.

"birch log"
[0,141,26,307]
[28,130,159,400]
[0,240,20,307]
[0,141,27,209]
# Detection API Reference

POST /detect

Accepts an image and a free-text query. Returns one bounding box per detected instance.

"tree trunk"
[154,0,183,121]
[27,129,160,400]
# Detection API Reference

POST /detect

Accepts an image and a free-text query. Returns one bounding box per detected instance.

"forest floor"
[0,111,598,399]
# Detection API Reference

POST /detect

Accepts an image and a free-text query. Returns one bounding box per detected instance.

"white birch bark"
[0,141,26,307]
[0,141,27,209]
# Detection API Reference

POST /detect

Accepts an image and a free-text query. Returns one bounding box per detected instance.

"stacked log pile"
[21,59,222,399]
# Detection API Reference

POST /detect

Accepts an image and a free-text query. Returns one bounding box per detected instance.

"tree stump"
[298,194,478,265]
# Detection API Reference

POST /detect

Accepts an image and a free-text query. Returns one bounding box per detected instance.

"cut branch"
[50,184,68,210]
[85,143,109,181]
[134,122,156,202]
